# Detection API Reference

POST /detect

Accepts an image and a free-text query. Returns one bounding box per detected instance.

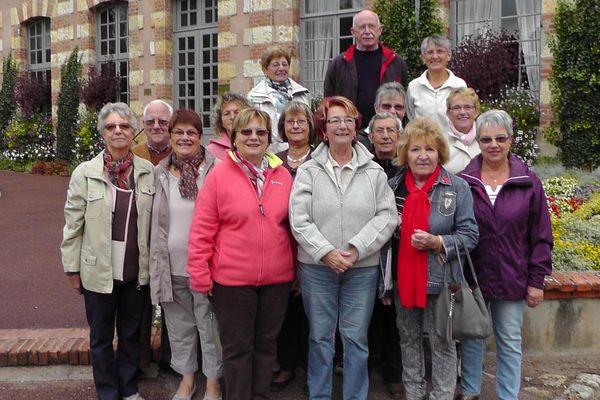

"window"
[27,18,51,83]
[300,0,364,96]
[97,3,129,103]
[173,0,218,130]
[450,0,541,99]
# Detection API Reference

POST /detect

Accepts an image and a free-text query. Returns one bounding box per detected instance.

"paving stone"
[563,383,595,399]
[522,386,553,398]
[540,373,568,388]
[576,374,600,389]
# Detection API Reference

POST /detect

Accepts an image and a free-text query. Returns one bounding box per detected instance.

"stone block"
[150,70,173,86]
[219,63,237,80]
[130,100,144,116]
[11,8,19,26]
[250,26,273,44]
[576,374,600,389]
[154,40,172,56]
[11,36,24,50]
[77,23,91,39]
[542,0,557,15]
[219,0,237,16]
[77,0,88,12]
[129,43,143,58]
[151,11,170,29]
[275,25,295,43]
[52,26,75,42]
[219,32,237,48]
[539,373,568,388]
[130,70,144,86]
[252,0,273,11]
[274,0,293,9]
[56,0,74,16]
[22,4,28,22]
[243,60,262,78]
[564,383,595,399]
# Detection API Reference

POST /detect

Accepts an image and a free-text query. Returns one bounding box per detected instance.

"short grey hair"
[368,112,402,134]
[375,82,406,107]
[420,34,452,56]
[476,109,514,138]
[142,99,173,119]
[210,92,251,133]
[98,102,138,132]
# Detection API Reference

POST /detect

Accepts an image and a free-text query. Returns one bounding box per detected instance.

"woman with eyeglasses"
[149,110,222,400]
[61,102,154,400]
[187,108,295,400]
[289,96,397,399]
[247,46,311,153]
[406,35,466,134]
[443,87,481,174]
[207,92,251,160]
[456,110,552,400]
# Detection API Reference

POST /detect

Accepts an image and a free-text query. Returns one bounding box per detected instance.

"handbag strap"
[455,236,481,289]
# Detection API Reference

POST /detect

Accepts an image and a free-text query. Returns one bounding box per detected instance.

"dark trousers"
[368,299,403,384]
[138,289,154,369]
[211,281,292,400]
[83,281,148,400]
[276,292,309,372]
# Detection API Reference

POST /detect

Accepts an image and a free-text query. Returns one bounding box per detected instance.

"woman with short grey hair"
[62,102,154,400]
[476,108,514,137]
[406,34,466,133]
[207,92,251,159]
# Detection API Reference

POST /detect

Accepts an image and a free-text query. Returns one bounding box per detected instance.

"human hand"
[341,246,359,266]
[380,297,393,306]
[322,249,353,274]
[291,279,302,297]
[67,273,82,295]
[526,286,544,308]
[411,229,439,252]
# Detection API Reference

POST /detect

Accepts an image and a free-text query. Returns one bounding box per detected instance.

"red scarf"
[397,165,441,308]
[103,149,134,190]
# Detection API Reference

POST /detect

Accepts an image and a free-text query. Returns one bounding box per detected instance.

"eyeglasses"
[380,103,405,112]
[285,119,308,127]
[171,129,199,138]
[478,135,510,144]
[353,23,380,32]
[424,48,448,57]
[104,123,132,131]
[373,127,399,136]
[239,128,269,137]
[268,62,289,69]
[326,117,356,126]
[143,118,169,127]
[448,105,476,112]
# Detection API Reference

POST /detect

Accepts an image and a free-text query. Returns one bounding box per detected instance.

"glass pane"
[212,34,218,47]
[109,24,115,39]
[181,13,188,27]
[212,65,217,76]
[203,82,209,93]
[340,17,353,36]
[46,49,51,63]
[30,37,36,50]
[188,84,195,96]
[101,42,107,55]
[120,38,127,53]
[188,52,195,65]
[203,50,210,61]
[340,38,353,52]
[179,53,186,65]
[203,66,210,79]
[190,12,197,26]
[189,99,195,110]
[179,100,186,109]
[37,51,42,64]
[101,11,107,24]
[212,49,218,60]
[179,37,186,50]
[179,68,186,81]
[205,10,212,23]
[188,36,195,48]
[30,53,35,64]
[502,0,517,16]
[187,67,195,80]
[101,26,107,40]
[190,0,197,10]
[109,40,115,54]
[181,0,187,12]
[203,35,210,47]
[203,98,211,110]
[120,22,127,37]
[120,61,128,76]
[108,9,115,23]
[179,84,185,96]
[340,0,353,9]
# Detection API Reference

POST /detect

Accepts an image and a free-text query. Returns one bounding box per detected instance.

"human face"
[351,11,382,51]
[447,96,479,133]
[370,118,399,159]
[143,103,171,147]
[263,56,290,82]
[478,126,512,165]
[406,138,440,182]
[283,112,310,148]
[221,101,244,136]
[376,95,406,120]
[234,118,270,166]
[170,123,202,161]
[324,105,356,149]
[422,44,450,74]
[102,113,135,157]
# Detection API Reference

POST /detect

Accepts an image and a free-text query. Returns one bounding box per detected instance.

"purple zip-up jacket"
[458,154,553,301]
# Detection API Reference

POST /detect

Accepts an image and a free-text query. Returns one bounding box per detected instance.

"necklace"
[287,148,310,164]
[483,168,507,184]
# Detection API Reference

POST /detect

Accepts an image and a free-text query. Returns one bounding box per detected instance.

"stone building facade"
[0,0,557,137]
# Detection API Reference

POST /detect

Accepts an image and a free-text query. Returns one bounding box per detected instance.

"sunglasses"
[239,128,269,137]
[478,135,510,144]
[104,123,132,131]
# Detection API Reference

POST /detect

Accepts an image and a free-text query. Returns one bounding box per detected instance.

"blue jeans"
[298,263,379,400]
[460,300,524,400]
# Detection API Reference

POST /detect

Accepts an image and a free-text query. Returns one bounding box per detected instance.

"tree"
[56,47,82,162]
[0,54,19,150]
[549,0,600,169]
[374,0,444,82]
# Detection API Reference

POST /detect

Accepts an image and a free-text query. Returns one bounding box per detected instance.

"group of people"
[60,8,553,400]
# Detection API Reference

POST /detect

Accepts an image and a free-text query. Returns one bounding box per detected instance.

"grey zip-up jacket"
[289,142,397,268]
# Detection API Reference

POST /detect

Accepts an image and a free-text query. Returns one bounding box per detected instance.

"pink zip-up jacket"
[186,152,295,293]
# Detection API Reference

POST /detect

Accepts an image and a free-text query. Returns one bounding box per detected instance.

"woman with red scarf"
[61,102,154,400]
[384,117,478,400]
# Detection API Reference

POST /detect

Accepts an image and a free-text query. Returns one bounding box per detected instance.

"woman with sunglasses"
[187,108,295,400]
[289,96,397,399]
[456,110,553,400]
[61,102,154,400]
[149,110,222,400]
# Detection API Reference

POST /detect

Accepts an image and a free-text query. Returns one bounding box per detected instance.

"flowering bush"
[482,86,540,166]
[73,109,103,162]
[1,113,55,162]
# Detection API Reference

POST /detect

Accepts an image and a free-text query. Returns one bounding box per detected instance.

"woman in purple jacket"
[456,110,553,400]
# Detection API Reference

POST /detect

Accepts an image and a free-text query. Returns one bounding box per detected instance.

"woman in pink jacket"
[186,108,295,400]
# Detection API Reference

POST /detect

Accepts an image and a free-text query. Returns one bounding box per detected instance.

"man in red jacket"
[324,9,408,128]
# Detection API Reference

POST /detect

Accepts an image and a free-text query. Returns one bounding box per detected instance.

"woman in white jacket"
[289,96,397,400]
[247,46,311,153]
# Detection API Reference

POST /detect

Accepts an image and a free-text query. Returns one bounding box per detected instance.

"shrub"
[56,48,82,162]
[1,113,55,162]
[449,29,520,101]
[482,86,540,166]
[30,160,69,176]
[15,74,51,116]
[375,0,444,82]
[549,0,600,170]
[81,66,119,111]
[73,109,104,162]
[0,54,19,149]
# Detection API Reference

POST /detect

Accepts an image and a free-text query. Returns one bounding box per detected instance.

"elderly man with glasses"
[133,99,174,166]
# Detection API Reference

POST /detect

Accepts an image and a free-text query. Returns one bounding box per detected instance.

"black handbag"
[434,236,492,345]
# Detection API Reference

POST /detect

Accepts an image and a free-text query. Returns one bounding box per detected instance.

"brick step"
[0,327,161,367]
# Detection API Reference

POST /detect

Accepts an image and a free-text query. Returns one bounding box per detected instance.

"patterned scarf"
[231,149,269,198]
[103,149,134,190]
[169,147,205,200]
[397,165,441,308]
[448,121,477,146]
[267,78,293,102]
